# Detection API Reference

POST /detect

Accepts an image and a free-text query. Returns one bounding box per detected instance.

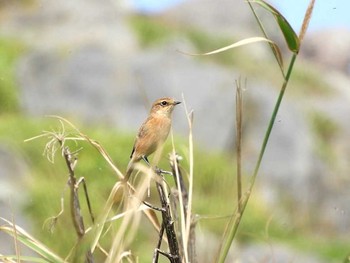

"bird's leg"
[142,155,173,176]
[158,169,173,176]
[154,166,173,176]
[142,156,151,166]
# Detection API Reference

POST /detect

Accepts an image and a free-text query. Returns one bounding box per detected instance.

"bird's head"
[150,97,181,117]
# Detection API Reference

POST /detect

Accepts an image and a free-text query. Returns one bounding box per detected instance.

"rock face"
[161,0,259,37]
[0,0,137,52]
[0,0,350,260]
[302,29,350,74]
[17,45,137,126]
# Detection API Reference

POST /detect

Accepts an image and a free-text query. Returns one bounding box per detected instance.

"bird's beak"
[174,101,181,105]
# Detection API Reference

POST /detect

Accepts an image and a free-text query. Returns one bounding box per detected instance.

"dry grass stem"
[299,0,316,43]
[181,94,196,263]
[235,79,243,212]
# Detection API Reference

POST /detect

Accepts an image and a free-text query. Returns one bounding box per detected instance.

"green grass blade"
[253,0,300,53]
[252,52,298,181]
[217,52,298,263]
[0,218,66,263]
[246,2,285,75]
[276,16,300,53]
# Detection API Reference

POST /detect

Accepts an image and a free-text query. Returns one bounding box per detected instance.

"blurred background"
[0,0,349,262]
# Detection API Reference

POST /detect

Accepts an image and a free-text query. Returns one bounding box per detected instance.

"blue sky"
[271,0,350,31]
[132,0,350,32]
[132,0,183,13]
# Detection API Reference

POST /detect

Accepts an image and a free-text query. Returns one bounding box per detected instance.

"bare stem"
[235,79,243,213]
[60,141,94,263]
[170,154,197,263]
[154,170,181,263]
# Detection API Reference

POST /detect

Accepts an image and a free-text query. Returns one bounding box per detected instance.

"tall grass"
[0,1,319,262]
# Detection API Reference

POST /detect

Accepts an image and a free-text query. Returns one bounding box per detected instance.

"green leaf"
[0,218,66,263]
[180,36,282,59]
[253,0,300,53]
[180,36,284,69]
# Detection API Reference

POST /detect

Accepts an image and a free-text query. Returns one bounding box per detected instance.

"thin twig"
[170,153,188,219]
[143,201,165,212]
[169,141,187,261]
[43,186,66,233]
[153,223,165,263]
[10,210,20,263]
[76,177,95,224]
[155,170,181,263]
[235,79,243,213]
[60,142,94,263]
[181,94,194,263]
[170,153,197,263]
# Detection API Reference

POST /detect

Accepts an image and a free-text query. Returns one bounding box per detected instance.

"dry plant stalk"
[299,0,316,43]
[235,79,243,213]
[170,153,197,263]
[61,144,94,263]
[25,116,195,262]
[42,128,95,262]
[153,170,181,263]
[25,120,95,262]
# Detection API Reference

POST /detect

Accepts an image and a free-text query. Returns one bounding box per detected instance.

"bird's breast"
[134,115,172,157]
[153,116,171,140]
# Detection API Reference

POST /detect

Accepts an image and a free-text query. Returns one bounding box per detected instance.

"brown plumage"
[124,97,181,181]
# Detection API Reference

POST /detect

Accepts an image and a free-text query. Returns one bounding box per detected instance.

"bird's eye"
[160,101,168,106]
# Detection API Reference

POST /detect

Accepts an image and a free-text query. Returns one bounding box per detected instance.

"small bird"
[124,97,181,181]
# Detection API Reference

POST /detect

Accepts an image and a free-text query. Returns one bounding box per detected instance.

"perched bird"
[124,97,181,181]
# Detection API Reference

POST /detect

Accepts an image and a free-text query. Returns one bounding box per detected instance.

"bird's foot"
[154,167,173,176]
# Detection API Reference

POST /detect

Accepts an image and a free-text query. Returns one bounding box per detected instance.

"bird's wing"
[130,117,150,159]
[129,145,135,159]
[137,116,151,138]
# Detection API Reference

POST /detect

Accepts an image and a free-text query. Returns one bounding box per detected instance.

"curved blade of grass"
[0,255,53,263]
[106,171,155,262]
[246,2,284,74]
[180,37,283,65]
[0,255,16,263]
[90,182,123,252]
[45,115,124,179]
[50,116,160,234]
[252,0,300,53]
[0,218,66,263]
[90,181,159,253]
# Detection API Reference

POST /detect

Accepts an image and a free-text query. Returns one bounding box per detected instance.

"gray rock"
[161,0,268,38]
[17,44,137,126]
[0,0,137,53]
[243,84,313,208]
[302,29,350,74]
